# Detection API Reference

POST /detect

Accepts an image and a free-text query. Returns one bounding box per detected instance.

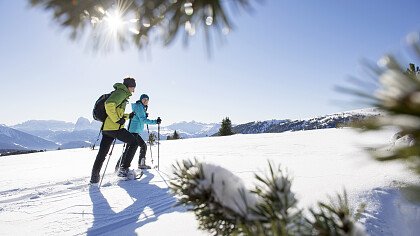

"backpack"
[92,92,112,122]
[93,91,127,122]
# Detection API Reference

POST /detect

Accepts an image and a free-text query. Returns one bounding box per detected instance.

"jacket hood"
[113,83,132,96]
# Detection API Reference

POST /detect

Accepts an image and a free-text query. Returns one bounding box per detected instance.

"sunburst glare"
[104,10,124,34]
[88,0,136,51]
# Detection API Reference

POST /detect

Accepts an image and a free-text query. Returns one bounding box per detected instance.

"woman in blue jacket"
[128,94,161,169]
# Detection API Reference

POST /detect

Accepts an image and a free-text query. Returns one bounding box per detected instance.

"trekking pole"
[99,137,117,188]
[115,119,132,172]
[157,119,160,171]
[146,124,154,166]
[99,123,123,188]
[114,143,126,172]
[91,123,104,150]
[91,130,101,150]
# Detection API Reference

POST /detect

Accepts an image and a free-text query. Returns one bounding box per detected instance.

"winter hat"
[139,94,149,100]
[123,77,136,88]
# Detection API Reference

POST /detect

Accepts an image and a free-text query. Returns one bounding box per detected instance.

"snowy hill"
[233,108,381,134]
[157,121,221,139]
[0,125,59,151]
[0,128,418,235]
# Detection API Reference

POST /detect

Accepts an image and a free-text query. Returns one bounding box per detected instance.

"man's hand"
[117,118,126,125]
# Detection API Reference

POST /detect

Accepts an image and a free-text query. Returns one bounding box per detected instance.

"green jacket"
[103,83,132,131]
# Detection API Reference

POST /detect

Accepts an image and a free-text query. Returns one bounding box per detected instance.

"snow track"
[0,169,179,235]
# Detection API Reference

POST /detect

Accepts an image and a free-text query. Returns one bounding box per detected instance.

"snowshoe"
[117,167,129,177]
[119,169,143,181]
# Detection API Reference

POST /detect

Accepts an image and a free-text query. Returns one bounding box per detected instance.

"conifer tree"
[219,117,234,136]
[172,130,180,140]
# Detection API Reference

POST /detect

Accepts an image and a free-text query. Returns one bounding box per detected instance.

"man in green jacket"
[90,77,139,184]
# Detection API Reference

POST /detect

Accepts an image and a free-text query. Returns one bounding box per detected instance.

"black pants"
[129,133,147,165]
[91,129,138,175]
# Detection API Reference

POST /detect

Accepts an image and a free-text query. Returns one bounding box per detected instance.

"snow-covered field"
[0,128,419,235]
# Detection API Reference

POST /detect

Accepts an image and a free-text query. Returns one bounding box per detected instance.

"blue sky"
[0,0,419,126]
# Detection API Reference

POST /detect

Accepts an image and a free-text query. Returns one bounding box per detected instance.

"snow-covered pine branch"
[169,159,367,236]
[308,190,367,236]
[169,159,249,235]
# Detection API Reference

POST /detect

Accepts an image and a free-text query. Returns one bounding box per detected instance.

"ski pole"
[114,143,126,172]
[157,119,160,171]
[99,137,117,188]
[91,130,101,150]
[99,123,123,188]
[115,119,132,172]
[146,124,154,165]
[91,123,104,150]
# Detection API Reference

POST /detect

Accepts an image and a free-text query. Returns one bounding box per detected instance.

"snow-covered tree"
[170,159,366,235]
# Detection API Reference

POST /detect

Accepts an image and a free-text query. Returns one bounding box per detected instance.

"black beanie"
[123,77,136,88]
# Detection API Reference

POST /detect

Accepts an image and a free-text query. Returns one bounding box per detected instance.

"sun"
[89,1,138,51]
[104,10,123,33]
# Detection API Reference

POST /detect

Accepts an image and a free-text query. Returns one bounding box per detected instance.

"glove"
[117,118,126,125]
[129,112,135,119]
[156,117,162,124]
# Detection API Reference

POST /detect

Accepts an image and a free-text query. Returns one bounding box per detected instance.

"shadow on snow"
[86,170,184,235]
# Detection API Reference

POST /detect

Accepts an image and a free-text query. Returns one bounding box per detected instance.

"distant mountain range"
[1,118,221,152]
[0,125,59,152]
[160,121,221,139]
[12,120,75,132]
[10,118,102,149]
[232,108,381,134]
[0,108,380,153]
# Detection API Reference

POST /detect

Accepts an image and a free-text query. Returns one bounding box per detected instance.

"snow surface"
[0,128,419,235]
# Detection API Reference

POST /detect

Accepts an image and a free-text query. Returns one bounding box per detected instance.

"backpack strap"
[116,99,127,108]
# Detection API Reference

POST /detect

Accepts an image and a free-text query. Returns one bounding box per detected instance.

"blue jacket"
[128,102,157,134]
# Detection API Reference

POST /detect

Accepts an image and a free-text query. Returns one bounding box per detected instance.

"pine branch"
[170,159,367,235]
[309,190,366,236]
[342,36,420,175]
[29,0,259,52]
